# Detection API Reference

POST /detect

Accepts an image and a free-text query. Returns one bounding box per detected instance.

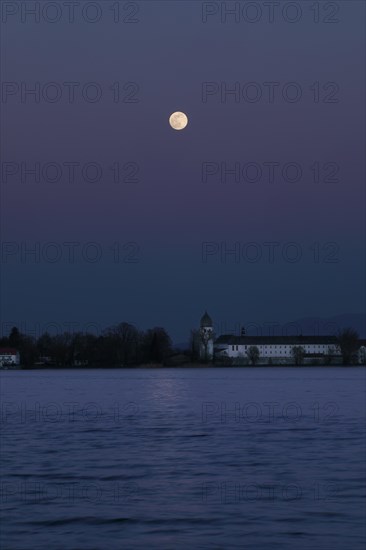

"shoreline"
[2,363,364,370]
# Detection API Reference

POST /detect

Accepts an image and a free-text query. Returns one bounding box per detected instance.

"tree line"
[0,326,363,367]
[0,324,179,367]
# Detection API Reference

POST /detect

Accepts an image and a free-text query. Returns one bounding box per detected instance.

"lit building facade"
[196,313,364,364]
[215,335,341,363]
[0,348,20,366]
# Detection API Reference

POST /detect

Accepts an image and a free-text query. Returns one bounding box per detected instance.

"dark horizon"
[1,311,366,345]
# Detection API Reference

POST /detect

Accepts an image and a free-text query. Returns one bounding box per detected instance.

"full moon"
[169,111,188,130]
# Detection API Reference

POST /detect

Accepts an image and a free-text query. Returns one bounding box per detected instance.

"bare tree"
[106,323,139,366]
[323,345,335,365]
[291,346,305,366]
[199,326,214,362]
[247,346,260,365]
[144,327,172,363]
[337,328,359,365]
[190,329,200,361]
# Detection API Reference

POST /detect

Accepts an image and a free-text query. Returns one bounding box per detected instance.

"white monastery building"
[214,334,340,362]
[196,312,363,364]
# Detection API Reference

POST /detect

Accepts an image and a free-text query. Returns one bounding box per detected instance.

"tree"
[323,345,335,365]
[247,346,260,365]
[189,329,200,362]
[18,334,37,366]
[37,332,54,357]
[143,327,172,363]
[337,328,359,365]
[8,326,21,348]
[105,323,140,366]
[291,346,305,366]
[0,327,38,366]
[198,326,214,362]
[71,332,98,366]
[51,333,73,366]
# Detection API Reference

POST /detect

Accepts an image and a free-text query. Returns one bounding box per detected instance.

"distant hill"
[174,313,366,347]
[254,314,366,338]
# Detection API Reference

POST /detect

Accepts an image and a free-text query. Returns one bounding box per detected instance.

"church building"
[197,313,347,364]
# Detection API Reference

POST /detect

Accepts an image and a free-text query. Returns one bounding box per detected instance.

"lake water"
[1,367,365,549]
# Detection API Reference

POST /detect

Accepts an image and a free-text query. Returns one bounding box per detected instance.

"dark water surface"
[1,367,365,549]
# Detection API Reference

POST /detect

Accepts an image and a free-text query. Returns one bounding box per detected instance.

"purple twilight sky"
[1,0,365,342]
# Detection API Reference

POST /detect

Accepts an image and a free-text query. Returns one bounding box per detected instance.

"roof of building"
[215,335,339,345]
[200,311,213,327]
[0,348,18,354]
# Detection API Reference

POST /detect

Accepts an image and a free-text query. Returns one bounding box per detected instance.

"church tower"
[199,311,214,361]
